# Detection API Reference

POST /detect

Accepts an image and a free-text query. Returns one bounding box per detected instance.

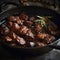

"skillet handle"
[49,45,60,49]
[48,39,60,50]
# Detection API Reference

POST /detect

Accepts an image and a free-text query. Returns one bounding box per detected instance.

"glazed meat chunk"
[19,13,29,21]
[19,26,34,38]
[16,36,26,45]
[5,31,26,45]
[5,36,12,42]
[8,16,17,22]
[36,33,55,44]
[34,24,43,33]
[8,16,24,25]
[0,25,10,35]
[24,21,33,27]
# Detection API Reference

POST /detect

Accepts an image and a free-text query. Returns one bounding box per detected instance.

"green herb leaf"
[34,16,47,28]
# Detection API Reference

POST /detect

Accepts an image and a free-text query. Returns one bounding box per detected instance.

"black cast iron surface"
[0,44,60,60]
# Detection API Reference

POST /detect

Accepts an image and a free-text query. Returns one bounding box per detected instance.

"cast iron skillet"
[0,5,60,56]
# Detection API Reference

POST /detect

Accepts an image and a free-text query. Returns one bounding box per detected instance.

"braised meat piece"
[19,26,34,38]
[0,25,10,35]
[13,23,20,30]
[37,42,46,47]
[37,33,47,40]
[44,34,55,43]
[19,13,29,21]
[8,16,17,22]
[8,16,24,25]
[26,30,34,38]
[29,17,36,21]
[50,30,60,36]
[7,22,13,28]
[24,21,33,27]
[19,26,29,34]
[10,32,17,40]
[16,19,24,25]
[9,22,34,38]
[15,16,24,25]
[36,33,55,44]
[34,24,43,33]
[9,23,20,32]
[16,36,26,45]
[5,36,12,42]
[9,32,26,45]
[5,31,26,45]
[43,17,59,36]
[5,32,17,42]
[10,43,16,46]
